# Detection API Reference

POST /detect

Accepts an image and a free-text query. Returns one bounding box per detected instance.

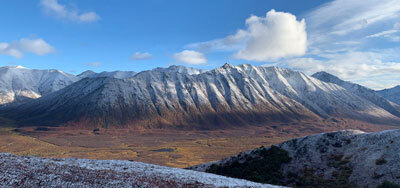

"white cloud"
[394,22,400,30]
[234,10,307,61]
[366,30,400,42]
[307,0,400,36]
[173,50,207,65]
[306,0,400,51]
[274,51,400,89]
[0,38,55,59]
[188,30,248,51]
[18,38,55,55]
[86,62,101,67]
[269,0,400,89]
[367,30,399,38]
[130,52,153,60]
[0,43,23,58]
[189,9,307,61]
[40,0,100,23]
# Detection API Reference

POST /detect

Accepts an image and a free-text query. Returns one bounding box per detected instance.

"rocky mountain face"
[0,66,137,106]
[0,153,279,188]
[77,70,137,79]
[312,71,400,118]
[377,86,400,105]
[190,129,400,188]
[0,66,78,105]
[2,64,400,128]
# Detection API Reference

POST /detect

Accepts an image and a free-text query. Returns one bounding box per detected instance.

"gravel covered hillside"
[190,129,400,188]
[0,153,280,188]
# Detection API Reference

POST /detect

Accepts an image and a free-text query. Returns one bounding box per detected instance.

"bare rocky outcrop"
[190,129,400,188]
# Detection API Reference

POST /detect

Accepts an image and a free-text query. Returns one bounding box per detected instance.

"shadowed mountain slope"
[2,64,400,129]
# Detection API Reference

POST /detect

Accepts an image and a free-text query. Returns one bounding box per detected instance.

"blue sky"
[1,0,400,89]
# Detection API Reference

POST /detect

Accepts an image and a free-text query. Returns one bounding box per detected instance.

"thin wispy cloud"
[173,50,207,65]
[40,0,100,23]
[86,62,101,67]
[0,38,55,59]
[367,30,399,38]
[130,52,153,60]
[306,0,400,49]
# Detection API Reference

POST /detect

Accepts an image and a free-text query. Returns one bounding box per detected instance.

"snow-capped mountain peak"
[0,66,78,105]
[3,64,400,128]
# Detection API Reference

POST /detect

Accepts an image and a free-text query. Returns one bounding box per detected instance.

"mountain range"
[0,64,400,129]
[0,66,77,105]
[0,66,138,106]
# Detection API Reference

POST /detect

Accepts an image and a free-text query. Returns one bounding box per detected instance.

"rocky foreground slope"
[190,129,400,188]
[0,153,280,188]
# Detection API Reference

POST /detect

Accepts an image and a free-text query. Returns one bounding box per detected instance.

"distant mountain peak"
[312,71,342,81]
[2,65,27,69]
[222,62,235,69]
[312,71,400,118]
[77,70,96,78]
[79,70,95,74]
[151,65,205,75]
[15,65,26,69]
[377,85,400,105]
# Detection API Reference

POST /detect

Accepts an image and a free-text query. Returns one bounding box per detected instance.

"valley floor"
[0,119,394,168]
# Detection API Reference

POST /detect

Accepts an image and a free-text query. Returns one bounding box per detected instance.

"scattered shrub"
[378,181,400,188]
[376,158,387,165]
[206,145,291,185]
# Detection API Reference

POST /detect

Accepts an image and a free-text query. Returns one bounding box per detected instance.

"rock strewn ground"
[0,153,281,188]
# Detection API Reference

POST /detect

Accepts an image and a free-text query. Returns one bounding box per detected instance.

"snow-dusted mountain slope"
[312,71,400,118]
[151,65,207,75]
[2,64,400,128]
[190,129,400,188]
[377,86,400,105]
[0,66,78,105]
[77,70,137,79]
[0,153,279,188]
[0,65,203,106]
